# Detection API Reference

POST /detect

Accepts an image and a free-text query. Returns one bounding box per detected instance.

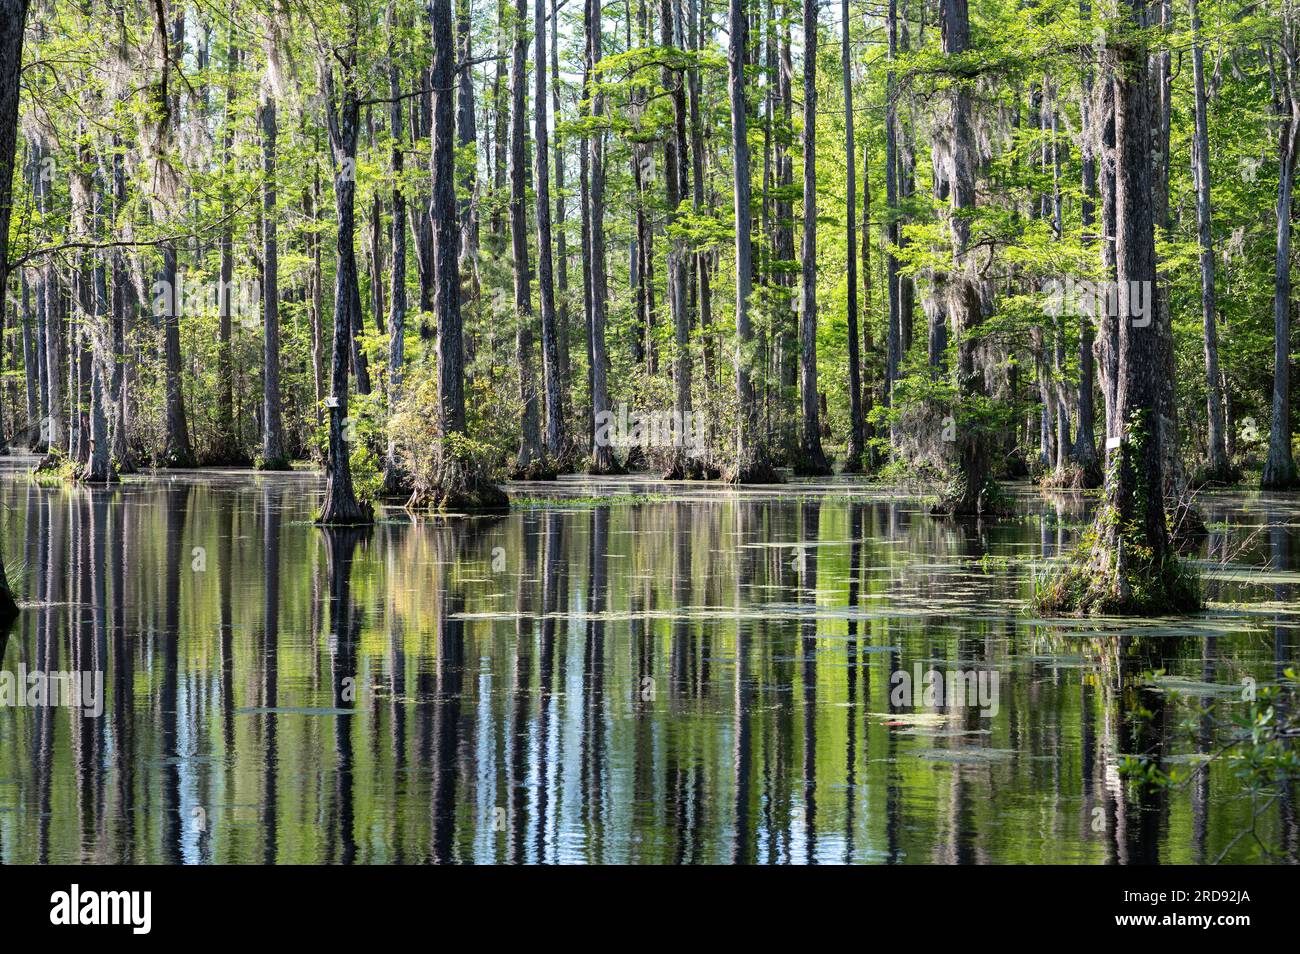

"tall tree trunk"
[1046,0,1194,614]
[317,50,372,526]
[662,0,692,477]
[457,0,479,269]
[509,0,545,477]
[1262,13,1299,489]
[382,3,409,496]
[409,71,436,333]
[259,89,288,470]
[308,163,326,420]
[1153,0,1183,502]
[0,0,29,620]
[842,0,863,472]
[796,0,830,475]
[861,95,877,469]
[884,0,901,449]
[586,0,619,474]
[213,32,240,462]
[152,4,194,469]
[579,57,594,455]
[937,0,995,515]
[1070,1,1101,485]
[1097,68,1120,455]
[687,0,713,397]
[1190,0,1230,483]
[80,167,114,483]
[158,241,195,467]
[535,0,563,460]
[493,0,509,241]
[550,0,571,429]
[725,0,776,483]
[424,0,508,510]
[776,4,796,457]
[109,133,134,472]
[20,270,36,430]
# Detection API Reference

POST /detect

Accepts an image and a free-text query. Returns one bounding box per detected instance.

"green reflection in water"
[0,460,1297,864]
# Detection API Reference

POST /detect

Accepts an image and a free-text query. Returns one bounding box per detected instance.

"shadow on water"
[0,460,1298,863]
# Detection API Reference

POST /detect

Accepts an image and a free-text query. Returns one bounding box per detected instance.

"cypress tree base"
[792,434,832,477]
[77,463,119,485]
[588,450,625,476]
[316,478,374,526]
[159,447,197,469]
[1261,455,1299,491]
[378,463,413,499]
[723,447,783,485]
[508,457,558,482]
[1033,514,1203,617]
[410,452,509,513]
[933,472,1006,517]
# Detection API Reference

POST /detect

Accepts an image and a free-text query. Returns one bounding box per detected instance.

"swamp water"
[1,458,1297,863]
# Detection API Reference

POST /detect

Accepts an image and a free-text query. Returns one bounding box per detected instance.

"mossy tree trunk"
[937,0,996,516]
[585,0,620,475]
[795,0,830,477]
[724,0,777,484]
[1262,10,1299,490]
[508,0,545,479]
[841,0,864,473]
[417,0,509,512]
[259,87,289,471]
[0,0,29,622]
[1041,0,1198,615]
[317,43,372,526]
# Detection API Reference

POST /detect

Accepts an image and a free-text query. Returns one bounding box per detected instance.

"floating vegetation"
[911,748,1016,765]
[1142,675,1240,698]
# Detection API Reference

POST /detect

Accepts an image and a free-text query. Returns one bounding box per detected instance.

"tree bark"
[1072,2,1101,486]
[317,47,372,525]
[586,0,619,474]
[661,0,692,477]
[842,0,863,472]
[1081,0,1184,609]
[884,0,901,449]
[937,0,995,515]
[550,0,571,431]
[0,0,29,620]
[795,0,830,475]
[535,0,562,460]
[1262,14,1299,489]
[109,132,134,472]
[509,0,545,477]
[457,0,479,269]
[158,241,195,467]
[212,31,241,463]
[382,3,409,496]
[1190,0,1231,482]
[259,90,289,470]
[724,0,776,483]
[423,0,508,510]
[687,0,713,396]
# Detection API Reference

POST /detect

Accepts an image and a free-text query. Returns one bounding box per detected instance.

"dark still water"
[1,457,1298,864]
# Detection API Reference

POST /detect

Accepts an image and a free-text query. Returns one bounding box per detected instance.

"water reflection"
[1,461,1298,863]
